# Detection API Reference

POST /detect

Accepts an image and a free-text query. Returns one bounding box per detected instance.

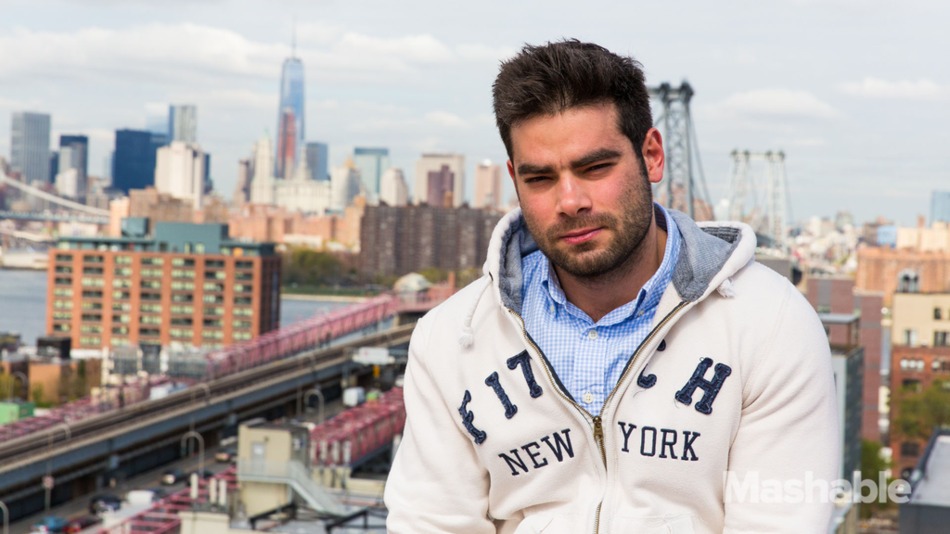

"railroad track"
[0,322,416,473]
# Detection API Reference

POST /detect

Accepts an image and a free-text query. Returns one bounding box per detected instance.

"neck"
[555,220,667,322]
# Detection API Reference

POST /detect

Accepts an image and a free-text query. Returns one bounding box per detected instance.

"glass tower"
[10,111,51,184]
[275,57,305,179]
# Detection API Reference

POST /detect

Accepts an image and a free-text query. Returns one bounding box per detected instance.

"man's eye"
[523,176,548,184]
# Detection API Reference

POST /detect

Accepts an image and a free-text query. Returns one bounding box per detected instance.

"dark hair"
[492,39,652,160]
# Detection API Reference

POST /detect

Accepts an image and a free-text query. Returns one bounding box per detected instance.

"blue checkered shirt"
[520,204,681,416]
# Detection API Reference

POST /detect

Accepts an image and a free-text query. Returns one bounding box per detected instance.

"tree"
[894,379,950,442]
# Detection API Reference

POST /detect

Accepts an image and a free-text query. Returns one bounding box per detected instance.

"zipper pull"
[593,415,604,444]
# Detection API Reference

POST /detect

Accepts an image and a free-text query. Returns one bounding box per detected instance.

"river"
[0,269,350,346]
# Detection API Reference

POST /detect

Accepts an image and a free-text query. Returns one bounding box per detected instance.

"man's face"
[507,103,664,279]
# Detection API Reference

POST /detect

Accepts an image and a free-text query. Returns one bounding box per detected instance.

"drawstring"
[716,278,736,298]
[459,277,493,348]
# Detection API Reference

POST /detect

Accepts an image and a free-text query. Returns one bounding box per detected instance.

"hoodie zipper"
[508,301,688,533]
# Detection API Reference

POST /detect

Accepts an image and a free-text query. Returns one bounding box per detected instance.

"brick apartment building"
[359,204,501,278]
[805,276,883,442]
[888,291,950,478]
[855,247,950,307]
[47,218,280,350]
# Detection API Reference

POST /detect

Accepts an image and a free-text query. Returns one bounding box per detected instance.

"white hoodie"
[385,209,840,533]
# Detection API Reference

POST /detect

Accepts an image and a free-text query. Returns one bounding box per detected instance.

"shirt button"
[588,329,598,339]
[583,392,594,404]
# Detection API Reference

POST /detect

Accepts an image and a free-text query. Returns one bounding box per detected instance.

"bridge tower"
[649,82,713,221]
[727,150,790,254]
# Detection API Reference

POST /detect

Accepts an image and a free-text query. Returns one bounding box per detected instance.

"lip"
[560,227,602,245]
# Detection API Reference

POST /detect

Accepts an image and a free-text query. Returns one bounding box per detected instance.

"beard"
[525,166,654,280]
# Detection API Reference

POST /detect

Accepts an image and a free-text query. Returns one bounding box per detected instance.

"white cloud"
[456,43,516,62]
[333,33,454,64]
[425,111,468,128]
[837,77,948,100]
[703,89,840,121]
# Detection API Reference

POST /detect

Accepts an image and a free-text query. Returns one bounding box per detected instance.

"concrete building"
[805,276,883,442]
[155,141,206,209]
[58,134,88,200]
[47,219,280,350]
[900,428,950,532]
[359,204,499,278]
[250,136,332,214]
[379,168,408,207]
[10,111,51,184]
[473,160,503,211]
[414,153,465,207]
[330,161,361,212]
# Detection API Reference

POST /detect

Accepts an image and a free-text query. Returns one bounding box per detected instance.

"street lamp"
[0,499,8,534]
[180,430,205,500]
[45,422,72,512]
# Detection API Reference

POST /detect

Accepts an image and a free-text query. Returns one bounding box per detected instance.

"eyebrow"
[515,148,623,177]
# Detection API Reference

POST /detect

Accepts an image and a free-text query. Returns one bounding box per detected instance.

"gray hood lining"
[494,209,745,314]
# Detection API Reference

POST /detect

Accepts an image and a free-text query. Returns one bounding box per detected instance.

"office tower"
[414,153,465,207]
[168,104,198,144]
[47,219,281,350]
[250,136,275,205]
[379,168,408,207]
[276,108,297,180]
[112,129,166,194]
[427,165,455,208]
[330,161,361,211]
[932,191,950,224]
[154,141,206,209]
[353,147,390,202]
[10,111,51,184]
[275,55,305,179]
[58,134,88,200]
[474,160,502,211]
[306,142,329,181]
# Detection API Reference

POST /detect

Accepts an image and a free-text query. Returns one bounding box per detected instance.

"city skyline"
[1,0,948,225]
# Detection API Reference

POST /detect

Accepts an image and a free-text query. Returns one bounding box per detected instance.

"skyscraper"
[275,55,305,180]
[10,111,51,184]
[932,191,950,224]
[155,141,206,209]
[353,147,390,203]
[168,104,198,144]
[112,129,166,194]
[414,153,465,207]
[474,160,502,211]
[306,142,329,182]
[58,134,88,200]
[379,168,409,207]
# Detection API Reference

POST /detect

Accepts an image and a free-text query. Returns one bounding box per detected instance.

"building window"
[901,441,921,457]
[904,329,918,346]
[935,331,950,347]
[936,307,944,320]
[902,378,922,391]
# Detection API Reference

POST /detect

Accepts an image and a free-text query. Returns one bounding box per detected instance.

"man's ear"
[641,128,665,184]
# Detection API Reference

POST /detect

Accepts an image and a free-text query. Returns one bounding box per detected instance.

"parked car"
[214,446,236,463]
[30,516,68,533]
[160,468,186,486]
[88,493,122,514]
[64,515,101,533]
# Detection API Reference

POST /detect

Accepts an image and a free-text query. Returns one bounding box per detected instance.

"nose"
[556,173,592,217]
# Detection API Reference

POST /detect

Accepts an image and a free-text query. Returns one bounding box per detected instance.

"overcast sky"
[2,0,947,226]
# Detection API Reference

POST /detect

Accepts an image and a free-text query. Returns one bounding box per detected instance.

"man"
[385,40,839,533]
